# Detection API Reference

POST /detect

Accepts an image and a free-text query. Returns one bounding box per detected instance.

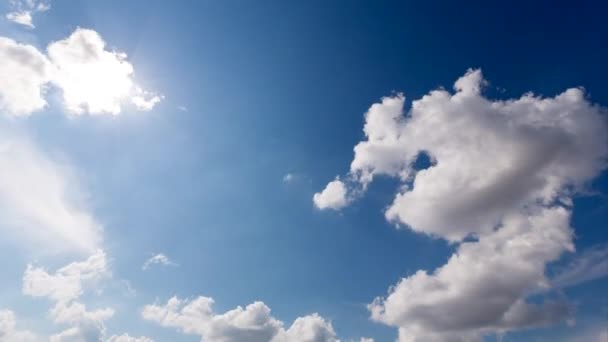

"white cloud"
[4,0,50,29]
[23,250,114,341]
[551,244,608,289]
[0,37,51,115]
[274,314,339,342]
[47,28,135,115]
[5,11,34,28]
[0,309,37,342]
[316,69,608,340]
[359,339,374,342]
[0,130,102,253]
[131,87,163,111]
[0,28,161,116]
[142,296,339,342]
[332,69,607,241]
[370,207,574,341]
[106,334,154,342]
[313,178,349,210]
[142,253,177,270]
[23,249,108,302]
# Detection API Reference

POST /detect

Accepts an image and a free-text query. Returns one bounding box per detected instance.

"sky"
[0,1,607,341]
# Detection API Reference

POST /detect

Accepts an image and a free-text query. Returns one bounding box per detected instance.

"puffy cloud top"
[315,69,608,341]
[0,28,162,116]
[142,296,340,342]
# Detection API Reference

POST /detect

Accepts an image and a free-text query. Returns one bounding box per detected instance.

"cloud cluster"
[315,69,608,340]
[0,28,161,116]
[20,251,154,342]
[23,250,114,341]
[142,296,340,342]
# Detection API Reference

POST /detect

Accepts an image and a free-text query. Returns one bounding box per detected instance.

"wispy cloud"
[142,254,178,271]
[4,0,50,29]
[551,244,608,289]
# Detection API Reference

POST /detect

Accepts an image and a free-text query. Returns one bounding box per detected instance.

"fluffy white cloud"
[23,250,114,341]
[0,310,37,342]
[0,130,102,253]
[142,296,339,342]
[370,207,574,341]
[47,28,135,115]
[23,249,108,302]
[313,178,349,210]
[0,28,161,116]
[315,69,608,340]
[142,253,177,270]
[274,314,339,342]
[332,69,607,241]
[0,37,51,115]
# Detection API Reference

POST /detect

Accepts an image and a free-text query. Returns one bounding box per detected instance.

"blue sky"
[0,1,607,341]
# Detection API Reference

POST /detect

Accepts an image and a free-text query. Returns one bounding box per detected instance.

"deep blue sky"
[1,1,607,341]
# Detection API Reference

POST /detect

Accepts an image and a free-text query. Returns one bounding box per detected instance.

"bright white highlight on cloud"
[0,28,161,116]
[47,28,136,115]
[0,309,37,342]
[316,69,608,341]
[0,130,102,253]
[313,178,349,210]
[142,253,177,270]
[142,296,340,342]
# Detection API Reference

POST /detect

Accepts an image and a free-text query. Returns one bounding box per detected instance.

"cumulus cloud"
[369,207,574,341]
[142,296,339,342]
[142,253,177,270]
[23,249,108,302]
[23,250,114,341]
[0,28,161,116]
[316,69,608,340]
[0,309,37,342]
[0,37,51,115]
[0,129,102,253]
[313,178,349,210]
